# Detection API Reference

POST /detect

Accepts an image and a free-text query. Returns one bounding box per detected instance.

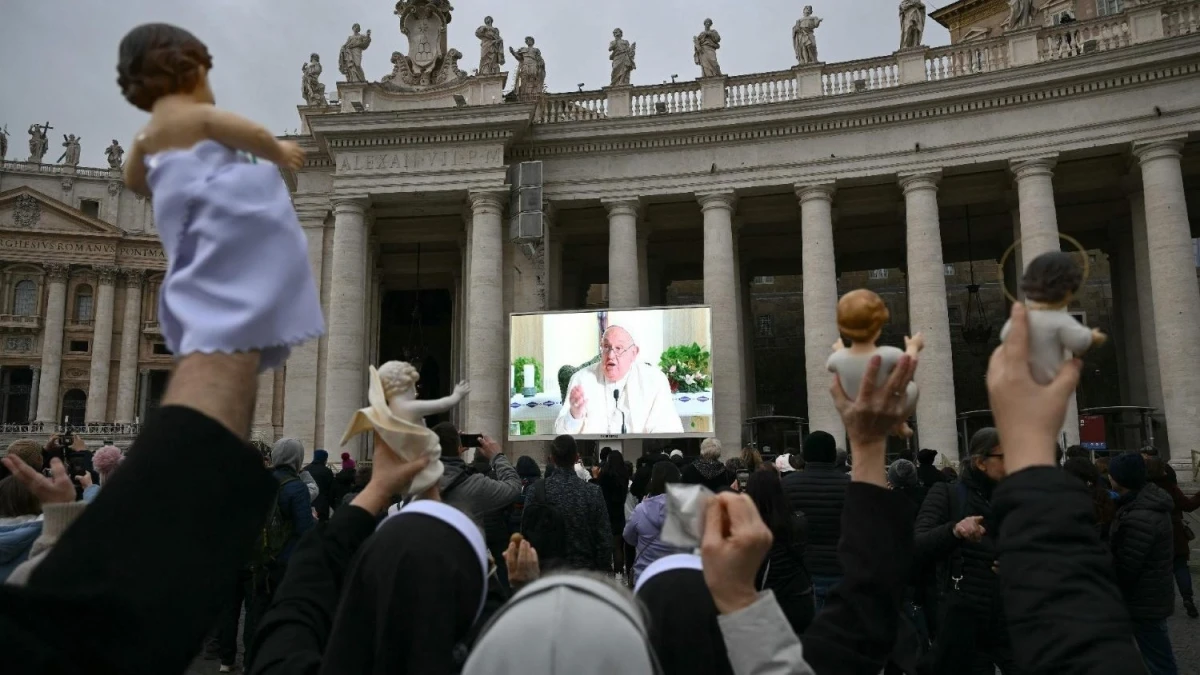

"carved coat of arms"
[13,194,41,229]
[381,0,466,91]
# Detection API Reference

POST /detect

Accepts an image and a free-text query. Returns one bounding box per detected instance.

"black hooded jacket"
[914,468,1001,613]
[1110,482,1175,621]
[630,453,671,500]
[782,461,850,577]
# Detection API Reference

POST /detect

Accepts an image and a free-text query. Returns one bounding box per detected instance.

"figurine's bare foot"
[890,421,914,438]
[905,333,925,357]
[1091,328,1108,347]
[832,338,845,353]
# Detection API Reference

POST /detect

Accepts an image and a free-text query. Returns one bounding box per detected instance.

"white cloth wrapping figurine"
[341,361,469,496]
[659,483,715,549]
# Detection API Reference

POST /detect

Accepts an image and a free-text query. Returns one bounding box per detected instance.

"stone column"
[283,218,327,451]
[28,366,40,423]
[604,199,641,309]
[322,199,369,457]
[114,269,144,424]
[138,369,150,422]
[85,266,119,423]
[698,192,744,456]
[36,263,70,424]
[1129,191,1166,441]
[465,190,508,441]
[1010,156,1080,445]
[1134,139,1200,465]
[797,185,845,441]
[254,370,276,444]
[899,173,957,461]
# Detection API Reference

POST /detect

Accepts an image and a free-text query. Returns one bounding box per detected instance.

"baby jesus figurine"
[342,361,470,496]
[827,289,923,437]
[1001,251,1105,384]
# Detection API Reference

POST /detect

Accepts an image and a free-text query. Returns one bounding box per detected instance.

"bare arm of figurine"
[123,140,149,196]
[399,381,471,419]
[200,108,304,171]
[904,333,925,358]
[1090,328,1107,347]
[1059,317,1096,356]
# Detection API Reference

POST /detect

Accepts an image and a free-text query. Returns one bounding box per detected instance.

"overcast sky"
[1,0,949,167]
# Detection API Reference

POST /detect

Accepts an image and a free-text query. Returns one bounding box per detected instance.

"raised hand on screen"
[569,384,588,420]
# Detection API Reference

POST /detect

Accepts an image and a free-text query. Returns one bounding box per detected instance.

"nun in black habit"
[635,553,735,675]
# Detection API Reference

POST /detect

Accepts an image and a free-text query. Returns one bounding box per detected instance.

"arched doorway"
[61,389,86,427]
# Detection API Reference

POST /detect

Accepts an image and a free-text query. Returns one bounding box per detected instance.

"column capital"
[467,189,507,215]
[30,365,40,373]
[898,171,941,194]
[1009,156,1057,180]
[795,184,836,204]
[44,263,70,283]
[1132,137,1186,164]
[120,268,145,287]
[331,197,368,215]
[697,191,737,213]
[602,198,642,219]
[94,266,120,285]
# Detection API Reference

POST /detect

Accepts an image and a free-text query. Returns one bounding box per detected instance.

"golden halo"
[997,232,1090,305]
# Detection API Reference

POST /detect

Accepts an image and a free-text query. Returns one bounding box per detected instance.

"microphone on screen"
[614,389,627,435]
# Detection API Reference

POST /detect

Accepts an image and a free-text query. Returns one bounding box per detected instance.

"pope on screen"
[554,325,685,435]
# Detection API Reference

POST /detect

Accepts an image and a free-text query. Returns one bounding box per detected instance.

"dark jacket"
[631,453,670,500]
[273,466,316,564]
[596,468,629,528]
[757,514,814,635]
[916,462,946,490]
[330,467,355,511]
[525,468,611,571]
[782,462,850,576]
[1110,482,1175,621]
[0,406,277,675]
[438,454,522,532]
[913,468,1000,613]
[1149,475,1200,559]
[995,467,1146,675]
[301,461,335,521]
[681,458,732,493]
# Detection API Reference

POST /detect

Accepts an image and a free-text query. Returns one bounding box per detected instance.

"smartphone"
[460,433,483,448]
[736,470,750,491]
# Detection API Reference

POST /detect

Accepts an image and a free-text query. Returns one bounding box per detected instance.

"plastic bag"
[659,483,715,549]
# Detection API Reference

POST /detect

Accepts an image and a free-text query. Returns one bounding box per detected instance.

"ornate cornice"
[94,266,120,285]
[121,268,145,288]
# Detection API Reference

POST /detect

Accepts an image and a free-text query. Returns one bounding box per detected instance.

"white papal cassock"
[553,361,684,435]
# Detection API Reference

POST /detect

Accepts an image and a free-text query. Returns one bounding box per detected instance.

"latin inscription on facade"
[337,147,503,174]
[0,238,116,255]
[0,237,166,268]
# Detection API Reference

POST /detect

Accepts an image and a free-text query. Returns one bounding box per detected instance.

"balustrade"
[821,57,900,96]
[725,71,797,107]
[630,81,703,116]
[1040,14,1130,60]
[1164,1,1200,36]
[536,91,608,124]
[926,38,1009,80]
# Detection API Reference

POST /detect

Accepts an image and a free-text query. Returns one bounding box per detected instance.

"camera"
[60,426,74,449]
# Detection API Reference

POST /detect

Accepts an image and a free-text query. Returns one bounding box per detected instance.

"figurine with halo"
[342,361,470,496]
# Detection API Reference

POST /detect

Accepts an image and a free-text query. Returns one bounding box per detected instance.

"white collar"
[379,499,490,623]
[634,553,703,593]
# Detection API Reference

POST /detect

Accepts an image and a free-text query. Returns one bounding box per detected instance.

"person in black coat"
[329,453,356,512]
[1107,451,1178,675]
[916,448,946,489]
[915,427,1017,674]
[596,450,630,576]
[747,467,814,636]
[301,450,335,521]
[630,450,670,501]
[681,438,733,493]
[782,429,849,611]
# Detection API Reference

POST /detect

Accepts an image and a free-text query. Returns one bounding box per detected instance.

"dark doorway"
[378,288,454,427]
[62,389,86,427]
[2,367,33,424]
[148,371,170,414]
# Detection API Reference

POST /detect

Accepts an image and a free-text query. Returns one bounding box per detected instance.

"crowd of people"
[0,303,1192,675]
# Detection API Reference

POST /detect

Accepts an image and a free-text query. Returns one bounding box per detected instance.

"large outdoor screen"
[508,307,715,441]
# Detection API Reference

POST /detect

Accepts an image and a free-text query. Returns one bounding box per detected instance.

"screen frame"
[506,304,716,442]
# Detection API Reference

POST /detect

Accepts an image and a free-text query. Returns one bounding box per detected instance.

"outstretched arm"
[123,141,148,196]
[200,108,303,170]
[401,381,469,419]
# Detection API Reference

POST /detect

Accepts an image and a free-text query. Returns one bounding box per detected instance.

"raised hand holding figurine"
[342,361,470,497]
[826,289,921,437]
[116,23,323,372]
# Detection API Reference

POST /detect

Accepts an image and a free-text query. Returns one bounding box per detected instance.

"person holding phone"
[430,422,521,531]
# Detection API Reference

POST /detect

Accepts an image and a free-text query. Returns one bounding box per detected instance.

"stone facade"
[5,2,1200,477]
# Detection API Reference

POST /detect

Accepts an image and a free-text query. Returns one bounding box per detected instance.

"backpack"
[250,475,301,574]
[521,479,568,565]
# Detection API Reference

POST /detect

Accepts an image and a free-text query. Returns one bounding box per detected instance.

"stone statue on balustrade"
[302,53,327,105]
[341,360,471,497]
[609,28,637,87]
[0,125,8,162]
[27,122,52,164]
[510,36,546,100]
[380,0,468,92]
[105,139,124,170]
[476,16,505,75]
[793,6,823,65]
[899,0,926,49]
[1006,0,1037,30]
[694,18,722,77]
[338,23,372,82]
[57,134,82,167]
